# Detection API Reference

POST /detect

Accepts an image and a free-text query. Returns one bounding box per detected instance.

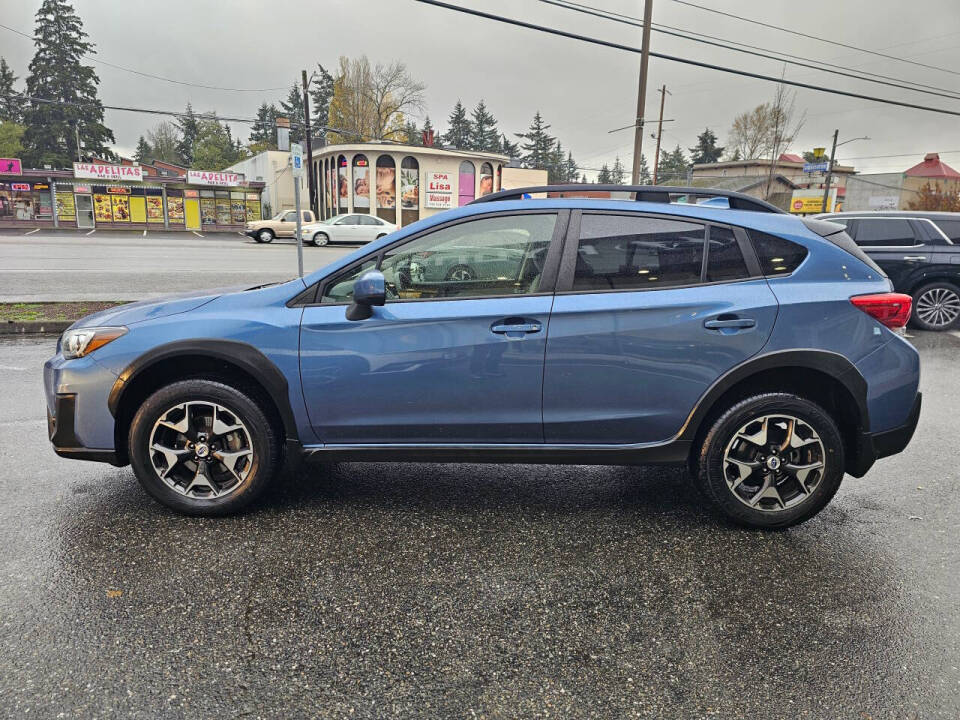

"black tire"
[128,379,281,516]
[910,281,960,331]
[255,229,274,244]
[445,264,476,281]
[696,393,845,530]
[376,233,387,240]
[312,232,329,247]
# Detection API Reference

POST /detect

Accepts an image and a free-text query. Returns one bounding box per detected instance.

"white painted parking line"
[142,230,147,237]
[950,330,960,341]
[192,231,205,238]
[85,229,96,236]
[23,228,39,235]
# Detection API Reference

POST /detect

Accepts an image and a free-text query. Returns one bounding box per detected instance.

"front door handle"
[902,255,927,261]
[491,322,542,334]
[704,318,756,329]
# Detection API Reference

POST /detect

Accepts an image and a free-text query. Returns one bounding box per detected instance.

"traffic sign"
[291,143,304,178]
[803,162,829,173]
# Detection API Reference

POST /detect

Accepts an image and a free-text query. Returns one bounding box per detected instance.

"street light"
[822,132,869,213]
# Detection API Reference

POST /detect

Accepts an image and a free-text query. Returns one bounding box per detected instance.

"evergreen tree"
[546,140,564,183]
[248,102,278,149]
[610,156,625,184]
[175,103,200,166]
[688,127,724,164]
[638,153,651,184]
[421,115,439,147]
[515,111,555,169]
[192,115,244,170]
[597,164,612,183]
[280,83,305,144]
[565,152,579,184]
[133,135,151,163]
[0,121,26,158]
[468,99,500,153]
[309,64,335,139]
[499,133,520,158]
[401,118,421,146]
[658,144,690,184]
[0,58,22,123]
[443,100,472,149]
[21,0,114,167]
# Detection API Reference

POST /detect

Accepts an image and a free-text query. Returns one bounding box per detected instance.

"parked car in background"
[245,209,316,243]
[299,213,397,247]
[46,185,921,530]
[816,211,960,331]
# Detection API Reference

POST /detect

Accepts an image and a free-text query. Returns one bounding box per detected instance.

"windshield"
[271,212,286,220]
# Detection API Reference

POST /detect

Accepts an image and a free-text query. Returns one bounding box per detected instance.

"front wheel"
[256,229,274,244]
[128,379,281,515]
[912,282,960,331]
[312,232,329,247]
[696,393,844,529]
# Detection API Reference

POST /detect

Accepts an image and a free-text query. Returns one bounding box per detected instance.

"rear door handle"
[704,318,756,329]
[902,255,926,261]
[491,322,542,334]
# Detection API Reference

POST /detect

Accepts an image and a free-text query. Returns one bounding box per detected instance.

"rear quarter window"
[748,231,808,276]
[933,218,960,242]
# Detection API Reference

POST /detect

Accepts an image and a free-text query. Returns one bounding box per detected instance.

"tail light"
[850,293,913,329]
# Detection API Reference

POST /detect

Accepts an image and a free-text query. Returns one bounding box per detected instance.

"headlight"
[60,326,127,359]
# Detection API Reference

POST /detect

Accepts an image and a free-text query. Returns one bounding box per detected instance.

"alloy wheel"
[722,414,825,512]
[915,287,960,328]
[314,233,329,246]
[148,401,255,499]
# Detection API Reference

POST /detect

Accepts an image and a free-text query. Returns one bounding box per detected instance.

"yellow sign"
[94,194,113,222]
[146,196,164,222]
[129,196,146,223]
[111,194,131,222]
[56,192,76,219]
[812,147,826,159]
[790,190,835,214]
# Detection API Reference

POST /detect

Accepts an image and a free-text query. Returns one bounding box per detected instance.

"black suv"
[817,211,960,331]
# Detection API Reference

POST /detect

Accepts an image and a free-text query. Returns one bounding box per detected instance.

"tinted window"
[282,211,297,222]
[854,218,918,247]
[706,226,750,282]
[933,219,960,242]
[336,215,358,226]
[359,215,381,226]
[750,231,808,276]
[380,214,557,300]
[574,215,706,291]
[320,260,377,303]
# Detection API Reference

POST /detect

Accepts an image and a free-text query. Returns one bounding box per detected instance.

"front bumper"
[47,394,120,465]
[848,392,922,477]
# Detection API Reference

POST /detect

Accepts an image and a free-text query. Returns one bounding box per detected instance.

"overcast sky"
[2,0,960,176]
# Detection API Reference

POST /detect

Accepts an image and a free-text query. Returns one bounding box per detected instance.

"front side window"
[706,226,750,282]
[335,215,358,226]
[320,260,377,303]
[282,211,297,222]
[574,214,706,291]
[854,218,918,247]
[380,214,557,300]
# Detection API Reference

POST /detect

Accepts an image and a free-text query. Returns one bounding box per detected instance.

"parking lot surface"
[0,231,355,301]
[1,331,958,718]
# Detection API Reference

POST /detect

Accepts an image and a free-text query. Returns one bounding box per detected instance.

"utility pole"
[302,69,316,216]
[630,0,653,184]
[652,84,669,184]
[75,124,82,162]
[821,128,839,213]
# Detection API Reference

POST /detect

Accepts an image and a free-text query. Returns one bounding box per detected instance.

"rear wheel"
[912,282,960,331]
[128,379,281,516]
[256,229,274,244]
[696,393,844,529]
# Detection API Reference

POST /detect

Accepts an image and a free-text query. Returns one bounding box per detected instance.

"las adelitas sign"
[73,162,143,182]
[187,170,242,187]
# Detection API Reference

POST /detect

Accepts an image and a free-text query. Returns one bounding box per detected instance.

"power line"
[414,0,960,119]
[0,22,288,93]
[668,0,960,78]
[540,0,960,101]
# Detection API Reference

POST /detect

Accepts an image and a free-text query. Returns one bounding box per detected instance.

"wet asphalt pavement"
[1,332,958,719]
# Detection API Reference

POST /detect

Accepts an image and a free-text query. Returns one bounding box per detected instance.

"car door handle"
[902,255,926,261]
[491,322,542,334]
[704,318,756,329]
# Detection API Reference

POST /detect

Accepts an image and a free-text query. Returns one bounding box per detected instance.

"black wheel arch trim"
[677,348,870,442]
[107,339,300,442]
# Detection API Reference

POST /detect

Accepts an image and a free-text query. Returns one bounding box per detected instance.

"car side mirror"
[346,270,386,321]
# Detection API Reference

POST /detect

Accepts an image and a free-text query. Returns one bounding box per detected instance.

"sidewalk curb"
[1,321,71,336]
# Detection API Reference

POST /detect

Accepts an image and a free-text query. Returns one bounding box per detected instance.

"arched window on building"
[375,155,396,224]
[479,162,494,197]
[496,164,502,192]
[337,155,348,212]
[458,160,475,206]
[400,156,419,226]
[352,154,370,213]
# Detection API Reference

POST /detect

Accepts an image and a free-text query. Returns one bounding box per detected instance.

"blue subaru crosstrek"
[44,185,922,529]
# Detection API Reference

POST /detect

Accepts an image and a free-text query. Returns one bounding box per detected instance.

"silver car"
[300,213,397,246]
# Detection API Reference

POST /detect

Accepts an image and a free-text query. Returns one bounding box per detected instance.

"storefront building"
[0,159,264,231]
[311,144,508,228]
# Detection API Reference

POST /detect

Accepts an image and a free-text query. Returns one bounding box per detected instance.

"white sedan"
[299,213,397,246]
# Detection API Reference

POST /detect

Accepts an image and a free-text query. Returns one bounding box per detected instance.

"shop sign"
[187,170,242,187]
[1,158,23,175]
[33,183,50,191]
[425,171,454,209]
[106,186,130,194]
[73,162,143,182]
[11,183,30,192]
[184,189,200,198]
[74,185,92,194]
[790,189,835,214]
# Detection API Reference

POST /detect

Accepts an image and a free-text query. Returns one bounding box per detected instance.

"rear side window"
[853,218,918,247]
[933,219,960,242]
[706,226,750,282]
[575,215,705,291]
[750,231,808,276]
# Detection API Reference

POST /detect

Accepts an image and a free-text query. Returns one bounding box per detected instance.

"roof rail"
[469,184,787,214]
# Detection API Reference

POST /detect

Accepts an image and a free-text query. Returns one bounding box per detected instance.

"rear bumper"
[848,392,921,477]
